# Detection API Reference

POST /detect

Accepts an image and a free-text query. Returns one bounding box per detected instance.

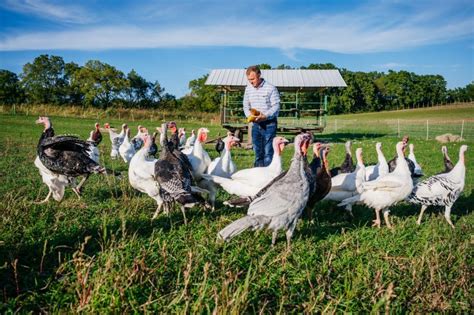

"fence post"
[335,119,338,133]
[461,120,465,139]
[397,119,400,138]
[426,120,429,140]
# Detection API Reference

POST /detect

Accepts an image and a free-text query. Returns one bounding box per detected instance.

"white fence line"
[323,119,473,140]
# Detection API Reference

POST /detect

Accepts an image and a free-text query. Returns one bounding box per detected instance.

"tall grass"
[0,104,221,125]
[0,112,472,312]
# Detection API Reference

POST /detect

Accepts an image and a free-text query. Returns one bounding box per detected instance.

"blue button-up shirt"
[243,79,280,121]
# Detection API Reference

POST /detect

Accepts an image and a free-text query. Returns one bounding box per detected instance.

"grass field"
[0,107,472,312]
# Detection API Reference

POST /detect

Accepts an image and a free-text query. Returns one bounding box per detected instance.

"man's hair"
[246,65,261,76]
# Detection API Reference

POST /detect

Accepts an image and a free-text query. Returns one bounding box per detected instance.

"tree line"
[1,55,473,115]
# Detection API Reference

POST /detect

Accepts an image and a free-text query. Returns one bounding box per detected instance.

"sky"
[0,0,473,97]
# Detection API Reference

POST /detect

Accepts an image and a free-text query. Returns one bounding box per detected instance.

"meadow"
[0,105,472,313]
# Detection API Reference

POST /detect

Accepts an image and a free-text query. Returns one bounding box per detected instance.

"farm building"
[205,69,347,144]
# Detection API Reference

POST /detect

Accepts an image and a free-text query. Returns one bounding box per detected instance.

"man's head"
[246,65,262,88]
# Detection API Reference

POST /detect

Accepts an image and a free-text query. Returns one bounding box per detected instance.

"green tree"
[186,74,220,112]
[126,70,152,108]
[0,70,24,104]
[20,54,66,104]
[74,60,127,109]
[64,62,84,105]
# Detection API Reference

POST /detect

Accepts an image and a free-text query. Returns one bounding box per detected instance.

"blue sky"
[0,0,473,97]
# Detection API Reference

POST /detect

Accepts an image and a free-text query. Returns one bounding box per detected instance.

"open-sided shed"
[205,69,346,142]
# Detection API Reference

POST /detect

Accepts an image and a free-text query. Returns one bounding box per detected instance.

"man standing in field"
[243,65,280,167]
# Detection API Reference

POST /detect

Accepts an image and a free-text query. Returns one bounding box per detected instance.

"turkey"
[198,133,241,210]
[34,117,74,203]
[330,140,354,177]
[131,125,146,151]
[119,127,136,163]
[207,132,240,178]
[323,147,365,217]
[167,121,180,150]
[217,133,312,247]
[406,145,467,228]
[128,133,164,219]
[203,136,289,199]
[182,127,211,180]
[215,134,225,155]
[364,142,389,181]
[184,129,196,149]
[178,128,186,148]
[338,141,413,229]
[154,122,204,224]
[36,116,112,197]
[407,143,423,177]
[86,130,100,164]
[387,136,416,177]
[148,132,158,158]
[105,123,127,159]
[308,143,332,207]
[227,142,332,211]
[439,146,454,174]
[90,122,102,145]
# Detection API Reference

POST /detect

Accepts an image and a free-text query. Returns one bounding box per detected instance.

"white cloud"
[2,0,94,24]
[376,63,410,69]
[0,1,472,53]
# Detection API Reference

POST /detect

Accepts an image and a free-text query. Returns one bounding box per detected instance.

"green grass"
[0,111,472,313]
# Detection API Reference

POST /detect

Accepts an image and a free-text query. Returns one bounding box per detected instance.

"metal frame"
[218,87,329,143]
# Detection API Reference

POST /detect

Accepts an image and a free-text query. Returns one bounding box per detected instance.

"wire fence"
[323,119,474,140]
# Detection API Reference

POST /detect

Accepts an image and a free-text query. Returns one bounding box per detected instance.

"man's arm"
[243,86,251,117]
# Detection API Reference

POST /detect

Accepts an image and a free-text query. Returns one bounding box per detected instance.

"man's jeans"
[252,120,277,167]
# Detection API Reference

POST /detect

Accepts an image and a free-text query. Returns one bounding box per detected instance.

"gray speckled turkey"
[217,133,313,247]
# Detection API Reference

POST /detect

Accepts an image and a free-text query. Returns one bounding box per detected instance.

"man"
[243,65,280,167]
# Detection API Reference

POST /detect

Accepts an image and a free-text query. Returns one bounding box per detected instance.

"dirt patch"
[435,133,464,143]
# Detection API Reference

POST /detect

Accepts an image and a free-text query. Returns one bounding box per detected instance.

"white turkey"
[86,122,102,163]
[364,142,388,181]
[406,145,467,228]
[203,136,289,198]
[198,133,240,210]
[407,143,423,177]
[323,147,365,216]
[338,141,413,229]
[182,127,211,180]
[105,123,127,159]
[207,132,240,178]
[128,132,164,219]
[184,129,196,149]
[119,127,136,163]
[218,133,312,247]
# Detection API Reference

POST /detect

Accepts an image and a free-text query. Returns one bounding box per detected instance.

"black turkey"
[36,116,113,195]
